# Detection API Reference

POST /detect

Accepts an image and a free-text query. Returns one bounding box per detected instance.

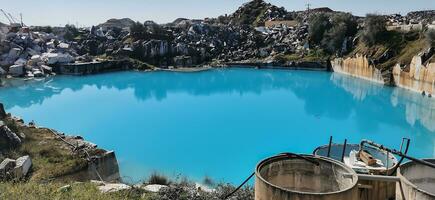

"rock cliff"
[333,50,435,96]
[332,55,384,84]
[393,54,435,95]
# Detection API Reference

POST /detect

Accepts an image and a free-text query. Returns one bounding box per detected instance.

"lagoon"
[0,68,434,184]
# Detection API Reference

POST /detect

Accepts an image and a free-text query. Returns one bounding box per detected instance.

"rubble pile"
[229,0,293,26]
[386,10,435,25]
[0,29,77,77]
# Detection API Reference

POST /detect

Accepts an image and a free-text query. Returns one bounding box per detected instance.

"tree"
[321,13,358,54]
[425,29,435,47]
[361,14,387,46]
[308,13,331,45]
[130,21,145,39]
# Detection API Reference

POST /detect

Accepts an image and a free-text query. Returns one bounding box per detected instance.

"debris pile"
[0,29,77,77]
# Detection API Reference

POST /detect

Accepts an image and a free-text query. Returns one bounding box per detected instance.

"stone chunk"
[8,64,24,76]
[141,184,168,193]
[13,155,32,178]
[0,158,15,177]
[41,53,74,64]
[14,58,27,66]
[97,183,131,193]
[8,48,21,60]
[0,125,21,147]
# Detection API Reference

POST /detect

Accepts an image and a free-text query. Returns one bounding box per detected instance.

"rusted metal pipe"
[361,139,435,169]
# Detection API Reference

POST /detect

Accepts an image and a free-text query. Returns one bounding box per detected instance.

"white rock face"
[13,155,32,178]
[41,53,74,64]
[141,184,168,193]
[98,183,131,193]
[58,43,70,49]
[8,65,24,76]
[195,183,215,193]
[30,55,42,63]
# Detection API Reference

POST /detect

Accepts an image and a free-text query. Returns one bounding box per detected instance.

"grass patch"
[0,182,151,200]
[350,30,427,71]
[1,118,88,182]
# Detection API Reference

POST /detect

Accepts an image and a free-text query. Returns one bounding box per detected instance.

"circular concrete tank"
[396,159,435,200]
[255,154,359,200]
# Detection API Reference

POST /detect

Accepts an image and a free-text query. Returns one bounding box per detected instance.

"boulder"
[0,125,21,147]
[97,183,131,193]
[14,58,27,66]
[8,64,24,76]
[141,184,168,193]
[26,48,40,56]
[41,53,74,64]
[29,55,42,64]
[8,48,21,60]
[13,155,32,178]
[58,43,70,49]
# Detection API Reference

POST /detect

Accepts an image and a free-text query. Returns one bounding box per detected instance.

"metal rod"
[386,151,389,171]
[341,139,347,162]
[399,138,404,152]
[361,139,435,169]
[327,136,333,158]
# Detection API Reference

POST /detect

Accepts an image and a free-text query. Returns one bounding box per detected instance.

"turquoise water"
[0,68,434,184]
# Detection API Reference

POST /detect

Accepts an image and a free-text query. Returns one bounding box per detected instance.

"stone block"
[13,155,32,178]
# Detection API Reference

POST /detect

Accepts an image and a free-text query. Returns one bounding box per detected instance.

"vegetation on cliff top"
[346,14,432,71]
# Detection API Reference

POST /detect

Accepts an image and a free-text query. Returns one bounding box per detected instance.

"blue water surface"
[0,68,434,184]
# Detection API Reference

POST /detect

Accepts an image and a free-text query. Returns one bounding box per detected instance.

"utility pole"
[306,3,311,12]
[20,13,23,26]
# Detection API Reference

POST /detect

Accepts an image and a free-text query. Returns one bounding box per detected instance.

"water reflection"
[1,70,434,134]
[331,73,435,157]
[1,69,435,182]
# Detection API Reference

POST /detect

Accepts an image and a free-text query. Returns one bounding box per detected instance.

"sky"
[0,0,434,27]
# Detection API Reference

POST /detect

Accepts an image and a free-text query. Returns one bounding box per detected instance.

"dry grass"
[0,182,153,200]
[350,30,427,71]
[2,119,88,182]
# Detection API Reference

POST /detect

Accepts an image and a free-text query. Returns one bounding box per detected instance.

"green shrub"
[361,14,388,46]
[425,29,435,47]
[148,173,170,185]
[321,13,358,54]
[308,13,331,45]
